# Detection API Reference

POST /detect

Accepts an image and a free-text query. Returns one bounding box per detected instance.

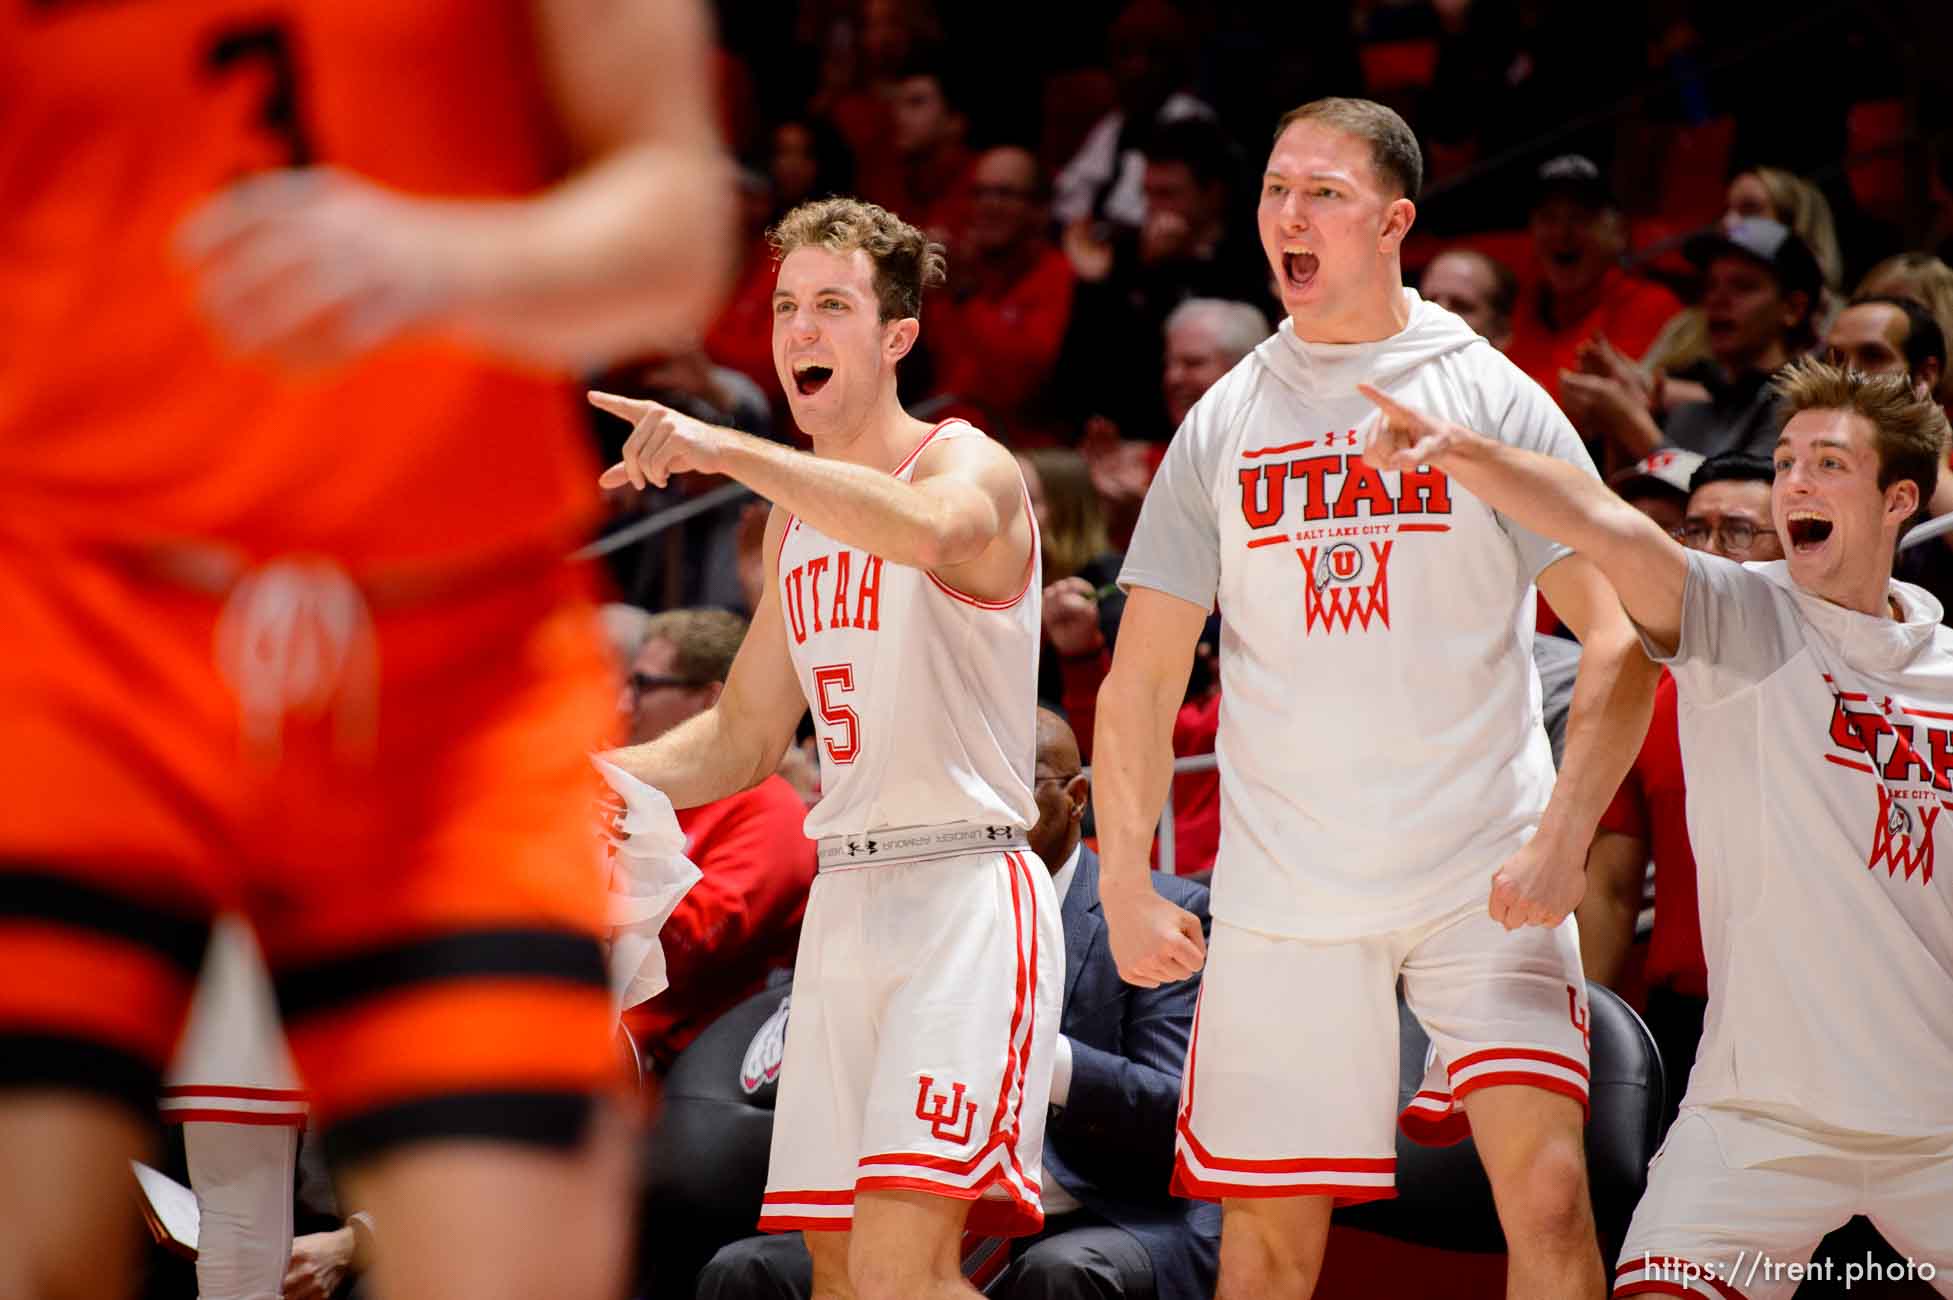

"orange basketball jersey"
[0,0,596,568]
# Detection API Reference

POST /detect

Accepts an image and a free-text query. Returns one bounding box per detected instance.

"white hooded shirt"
[1121,291,1595,939]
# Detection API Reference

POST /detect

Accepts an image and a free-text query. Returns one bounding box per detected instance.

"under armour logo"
[1324,429,1360,447]
[985,826,1006,840]
[915,1075,978,1144]
[845,839,879,857]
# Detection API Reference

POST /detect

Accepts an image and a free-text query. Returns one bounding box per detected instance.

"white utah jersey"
[1121,292,1592,940]
[779,420,1040,843]
[1652,552,1953,1140]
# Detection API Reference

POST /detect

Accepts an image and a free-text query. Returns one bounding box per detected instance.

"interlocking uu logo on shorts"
[1235,435,1452,637]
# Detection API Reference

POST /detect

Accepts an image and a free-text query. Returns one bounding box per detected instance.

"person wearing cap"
[1577,452,1781,1140]
[1605,448,1706,536]
[1567,218,1826,468]
[1504,155,1683,410]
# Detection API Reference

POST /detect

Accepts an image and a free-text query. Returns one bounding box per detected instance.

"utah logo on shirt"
[1823,676,1951,885]
[1236,432,1453,636]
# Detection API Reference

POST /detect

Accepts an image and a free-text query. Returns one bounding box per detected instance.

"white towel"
[593,756,702,1013]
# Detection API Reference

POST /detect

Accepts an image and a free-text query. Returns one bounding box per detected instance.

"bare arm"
[1576,831,1648,988]
[606,510,807,808]
[1533,556,1662,852]
[1094,586,1209,986]
[446,0,736,360]
[1360,383,1690,654]
[178,0,734,369]
[591,395,1033,595]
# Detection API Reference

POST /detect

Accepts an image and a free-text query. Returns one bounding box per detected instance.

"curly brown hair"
[768,197,947,322]
[1772,358,1950,533]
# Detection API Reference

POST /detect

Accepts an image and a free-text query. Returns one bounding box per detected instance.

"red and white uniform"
[160,916,307,1128]
[1614,554,1953,1298]
[760,419,1062,1237]
[1121,293,1596,1202]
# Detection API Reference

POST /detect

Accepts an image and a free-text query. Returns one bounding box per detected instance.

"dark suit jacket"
[1046,845,1217,1300]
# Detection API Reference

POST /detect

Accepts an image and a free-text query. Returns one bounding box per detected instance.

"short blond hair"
[1772,358,1950,532]
[768,197,947,321]
[1273,97,1422,201]
[641,608,748,684]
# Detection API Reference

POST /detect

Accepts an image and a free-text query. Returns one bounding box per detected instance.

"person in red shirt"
[925,147,1076,438]
[860,56,974,245]
[1504,155,1682,413]
[616,608,817,1076]
[1577,451,1781,1130]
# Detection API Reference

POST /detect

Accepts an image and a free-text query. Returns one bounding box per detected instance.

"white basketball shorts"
[1613,1106,1953,1299]
[1175,899,1589,1204]
[759,848,1062,1237]
[160,915,307,1128]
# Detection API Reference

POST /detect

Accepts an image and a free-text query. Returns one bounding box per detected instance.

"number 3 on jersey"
[812,665,860,764]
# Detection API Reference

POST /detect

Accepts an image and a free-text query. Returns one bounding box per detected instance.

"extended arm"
[179,0,735,369]
[1094,587,1210,986]
[592,395,1031,587]
[1360,383,1690,654]
[606,511,807,808]
[444,0,737,360]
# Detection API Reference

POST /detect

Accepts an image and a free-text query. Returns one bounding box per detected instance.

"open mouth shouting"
[1785,509,1835,554]
[791,359,834,397]
[1280,246,1319,295]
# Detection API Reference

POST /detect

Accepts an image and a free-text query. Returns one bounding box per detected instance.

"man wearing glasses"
[619,608,816,1076]
[1578,452,1780,1132]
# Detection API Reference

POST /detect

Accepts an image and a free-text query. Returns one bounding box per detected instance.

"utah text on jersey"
[1825,675,1952,884]
[1236,433,1454,636]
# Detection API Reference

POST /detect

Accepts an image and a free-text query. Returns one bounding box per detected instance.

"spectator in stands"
[1829,296,1953,618]
[767,116,858,218]
[1419,247,1518,351]
[619,610,816,1076]
[1085,298,1272,550]
[863,54,973,241]
[1604,449,1706,536]
[600,601,657,673]
[1060,120,1271,445]
[1162,298,1272,428]
[1053,0,1215,236]
[1021,448,1119,587]
[1565,219,1822,465]
[1857,252,1953,407]
[1578,452,1781,1133]
[1504,155,1683,408]
[924,147,1076,437]
[1826,296,1946,400]
[1644,166,1846,401]
[696,709,1218,1300]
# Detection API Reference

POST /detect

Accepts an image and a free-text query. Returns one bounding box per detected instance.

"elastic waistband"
[816,821,1028,871]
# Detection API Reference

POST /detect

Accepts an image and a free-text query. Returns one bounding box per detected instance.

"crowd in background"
[575,1,1952,1295]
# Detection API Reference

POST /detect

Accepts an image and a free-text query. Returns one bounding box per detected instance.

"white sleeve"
[1118,400,1223,611]
[1639,551,1803,703]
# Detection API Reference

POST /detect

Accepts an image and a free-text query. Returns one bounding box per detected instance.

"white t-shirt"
[780,420,1041,842]
[1120,291,1592,939]
[1649,552,1953,1140]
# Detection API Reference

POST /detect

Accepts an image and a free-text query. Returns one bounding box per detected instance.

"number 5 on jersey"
[812,665,860,764]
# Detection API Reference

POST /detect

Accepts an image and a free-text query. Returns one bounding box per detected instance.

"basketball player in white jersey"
[596,197,1061,1300]
[1094,98,1661,1300]
[1361,361,1953,1297]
